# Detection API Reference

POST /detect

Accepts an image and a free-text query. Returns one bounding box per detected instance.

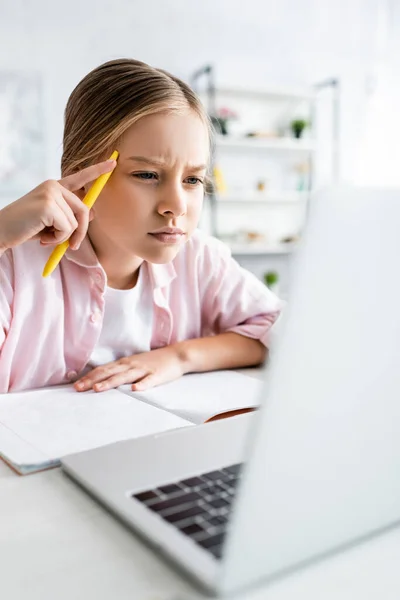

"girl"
[0,58,281,393]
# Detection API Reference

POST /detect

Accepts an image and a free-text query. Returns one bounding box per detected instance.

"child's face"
[88,110,209,264]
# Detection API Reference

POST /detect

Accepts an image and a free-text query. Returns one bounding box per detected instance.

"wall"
[1,0,397,295]
[0,0,385,187]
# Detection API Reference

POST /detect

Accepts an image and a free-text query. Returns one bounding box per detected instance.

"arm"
[75,333,266,393]
[199,235,282,349]
[174,332,266,374]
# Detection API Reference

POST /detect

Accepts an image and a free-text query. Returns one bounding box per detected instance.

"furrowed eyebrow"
[126,156,207,171]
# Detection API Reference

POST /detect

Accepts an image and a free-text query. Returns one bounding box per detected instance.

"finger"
[40,202,76,245]
[74,363,127,391]
[53,191,79,230]
[131,372,159,391]
[39,231,66,245]
[93,367,149,392]
[59,159,117,192]
[66,200,90,250]
[53,186,90,249]
[38,184,79,234]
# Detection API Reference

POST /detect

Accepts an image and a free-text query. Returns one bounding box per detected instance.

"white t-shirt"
[88,266,153,367]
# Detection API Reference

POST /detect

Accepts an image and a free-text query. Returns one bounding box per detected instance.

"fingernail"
[76,382,85,390]
[95,383,103,390]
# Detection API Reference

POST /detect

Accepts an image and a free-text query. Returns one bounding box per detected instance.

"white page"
[120,371,264,425]
[0,386,192,469]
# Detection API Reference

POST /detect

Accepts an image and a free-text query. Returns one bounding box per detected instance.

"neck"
[88,223,143,290]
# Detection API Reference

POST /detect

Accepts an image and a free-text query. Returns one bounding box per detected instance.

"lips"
[149,227,184,235]
[148,228,185,245]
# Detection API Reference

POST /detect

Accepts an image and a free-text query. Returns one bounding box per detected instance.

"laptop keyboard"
[132,463,243,559]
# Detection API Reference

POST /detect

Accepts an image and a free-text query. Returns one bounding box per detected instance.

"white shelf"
[224,242,297,255]
[216,136,314,152]
[215,85,314,102]
[216,191,308,204]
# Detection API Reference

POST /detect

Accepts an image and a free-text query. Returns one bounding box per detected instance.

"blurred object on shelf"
[256,179,268,192]
[218,230,267,246]
[264,270,280,295]
[211,106,238,136]
[293,161,310,191]
[245,130,279,138]
[244,230,266,243]
[280,234,300,244]
[213,164,227,193]
[290,118,310,139]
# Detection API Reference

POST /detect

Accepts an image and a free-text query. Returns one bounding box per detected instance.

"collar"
[64,236,100,269]
[146,260,177,289]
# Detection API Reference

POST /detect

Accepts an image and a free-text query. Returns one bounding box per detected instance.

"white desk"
[2,372,400,599]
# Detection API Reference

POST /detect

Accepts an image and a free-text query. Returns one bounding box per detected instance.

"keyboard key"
[218,480,236,492]
[200,483,225,497]
[157,483,181,495]
[209,497,230,509]
[224,464,242,476]
[202,470,224,482]
[134,490,159,503]
[162,504,205,524]
[149,491,202,514]
[206,515,226,527]
[179,522,206,537]
[197,532,225,550]
[180,476,205,487]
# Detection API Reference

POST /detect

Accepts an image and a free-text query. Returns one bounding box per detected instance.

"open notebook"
[0,371,263,474]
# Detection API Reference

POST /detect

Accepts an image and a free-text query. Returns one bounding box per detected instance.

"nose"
[157,183,187,218]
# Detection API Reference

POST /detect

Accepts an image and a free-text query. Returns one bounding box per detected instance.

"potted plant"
[290,118,309,139]
[264,270,279,294]
[211,106,238,136]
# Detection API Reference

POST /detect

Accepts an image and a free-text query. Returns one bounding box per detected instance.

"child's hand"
[74,346,186,393]
[0,159,116,254]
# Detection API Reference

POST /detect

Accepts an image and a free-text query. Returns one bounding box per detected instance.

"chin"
[139,245,182,265]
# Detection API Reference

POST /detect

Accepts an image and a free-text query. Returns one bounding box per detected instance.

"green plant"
[290,119,309,139]
[264,271,279,287]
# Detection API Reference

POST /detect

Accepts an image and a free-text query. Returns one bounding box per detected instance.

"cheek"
[187,193,204,220]
[96,184,150,224]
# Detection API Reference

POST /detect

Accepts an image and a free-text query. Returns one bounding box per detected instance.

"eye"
[184,176,203,186]
[132,172,158,181]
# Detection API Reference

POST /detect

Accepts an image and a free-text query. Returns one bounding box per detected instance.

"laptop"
[62,187,400,596]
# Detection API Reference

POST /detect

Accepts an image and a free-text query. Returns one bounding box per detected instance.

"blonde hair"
[61,58,212,177]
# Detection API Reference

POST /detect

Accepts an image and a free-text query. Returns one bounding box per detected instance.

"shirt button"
[90,311,101,323]
[66,370,78,381]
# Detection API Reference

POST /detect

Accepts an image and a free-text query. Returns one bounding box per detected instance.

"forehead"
[118,111,209,166]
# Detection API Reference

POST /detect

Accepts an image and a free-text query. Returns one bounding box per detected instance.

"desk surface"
[2,371,400,600]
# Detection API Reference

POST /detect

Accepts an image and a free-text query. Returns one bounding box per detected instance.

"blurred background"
[1,0,400,297]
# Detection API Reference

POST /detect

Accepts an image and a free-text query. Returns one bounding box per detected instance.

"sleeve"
[198,237,283,348]
[0,250,14,350]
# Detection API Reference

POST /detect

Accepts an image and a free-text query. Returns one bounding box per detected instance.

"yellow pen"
[42,150,119,278]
